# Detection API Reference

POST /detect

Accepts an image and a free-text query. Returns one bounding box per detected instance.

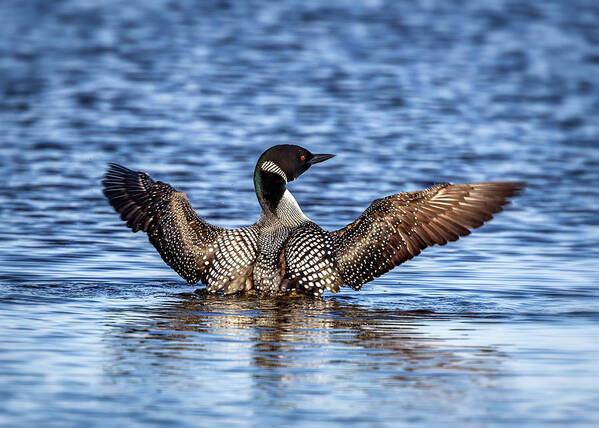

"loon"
[102,145,523,297]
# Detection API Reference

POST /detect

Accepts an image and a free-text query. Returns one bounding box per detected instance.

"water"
[1,0,598,426]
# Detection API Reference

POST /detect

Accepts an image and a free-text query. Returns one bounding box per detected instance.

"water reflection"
[105,292,505,385]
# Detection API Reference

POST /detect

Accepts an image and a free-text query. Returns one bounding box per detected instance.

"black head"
[255,144,335,184]
[254,145,335,211]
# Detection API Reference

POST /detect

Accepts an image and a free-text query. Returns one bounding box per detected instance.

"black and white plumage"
[102,145,524,297]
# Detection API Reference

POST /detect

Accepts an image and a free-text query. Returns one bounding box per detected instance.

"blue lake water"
[1,0,598,426]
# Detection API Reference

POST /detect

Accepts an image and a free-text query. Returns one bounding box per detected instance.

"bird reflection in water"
[104,291,506,393]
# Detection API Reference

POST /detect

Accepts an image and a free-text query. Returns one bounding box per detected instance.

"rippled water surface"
[1,0,599,426]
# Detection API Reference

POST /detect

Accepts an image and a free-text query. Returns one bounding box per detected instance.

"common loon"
[103,145,523,297]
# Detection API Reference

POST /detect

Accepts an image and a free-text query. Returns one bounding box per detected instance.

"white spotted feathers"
[283,222,342,297]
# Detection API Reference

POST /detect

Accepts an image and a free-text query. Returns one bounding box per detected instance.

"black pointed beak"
[308,153,335,165]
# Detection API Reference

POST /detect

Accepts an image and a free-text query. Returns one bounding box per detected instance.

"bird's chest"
[253,227,291,294]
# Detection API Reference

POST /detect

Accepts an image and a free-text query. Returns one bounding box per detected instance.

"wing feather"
[332,182,524,290]
[102,163,258,292]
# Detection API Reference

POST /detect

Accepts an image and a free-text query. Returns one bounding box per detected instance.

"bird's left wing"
[102,163,258,293]
[331,182,524,290]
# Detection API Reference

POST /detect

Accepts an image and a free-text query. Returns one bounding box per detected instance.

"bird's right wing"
[331,182,524,290]
[102,164,258,293]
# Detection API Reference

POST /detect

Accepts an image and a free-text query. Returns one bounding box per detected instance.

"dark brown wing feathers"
[102,164,259,293]
[332,182,525,290]
[102,163,221,283]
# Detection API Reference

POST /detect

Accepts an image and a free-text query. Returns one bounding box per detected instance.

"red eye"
[300,155,305,161]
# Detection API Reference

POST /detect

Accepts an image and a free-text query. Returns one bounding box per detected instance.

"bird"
[102,144,524,297]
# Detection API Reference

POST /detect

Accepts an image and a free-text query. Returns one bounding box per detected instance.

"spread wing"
[331,182,525,290]
[102,163,258,293]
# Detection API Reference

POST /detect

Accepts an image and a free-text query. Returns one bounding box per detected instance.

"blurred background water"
[1,0,598,426]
